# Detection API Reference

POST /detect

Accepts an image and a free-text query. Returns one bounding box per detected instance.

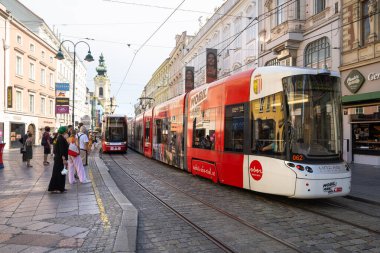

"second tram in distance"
[128,66,351,198]
[101,115,128,153]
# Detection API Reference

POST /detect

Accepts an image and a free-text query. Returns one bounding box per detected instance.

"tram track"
[108,153,304,253]
[104,151,380,252]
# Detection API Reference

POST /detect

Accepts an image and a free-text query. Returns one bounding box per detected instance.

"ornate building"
[340,0,380,165]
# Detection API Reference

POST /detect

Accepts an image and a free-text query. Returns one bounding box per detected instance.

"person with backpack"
[42,126,52,165]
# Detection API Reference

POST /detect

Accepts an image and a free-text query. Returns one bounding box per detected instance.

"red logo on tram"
[249,160,263,181]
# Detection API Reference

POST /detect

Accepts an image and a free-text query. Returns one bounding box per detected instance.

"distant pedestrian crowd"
[19,123,98,194]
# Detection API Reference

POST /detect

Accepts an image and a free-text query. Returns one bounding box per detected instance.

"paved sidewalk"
[349,162,380,204]
[0,146,134,253]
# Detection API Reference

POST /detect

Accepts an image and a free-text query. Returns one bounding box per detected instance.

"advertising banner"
[206,48,217,83]
[7,87,12,108]
[55,82,70,114]
[185,66,194,93]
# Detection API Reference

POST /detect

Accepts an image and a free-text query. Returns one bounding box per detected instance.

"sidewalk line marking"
[89,169,111,230]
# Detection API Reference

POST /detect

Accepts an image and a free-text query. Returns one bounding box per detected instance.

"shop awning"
[342,91,380,105]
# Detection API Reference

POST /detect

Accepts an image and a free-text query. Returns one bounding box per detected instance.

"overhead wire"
[112,0,186,113]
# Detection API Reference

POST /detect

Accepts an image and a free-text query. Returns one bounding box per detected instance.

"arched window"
[304,37,330,68]
[99,87,103,97]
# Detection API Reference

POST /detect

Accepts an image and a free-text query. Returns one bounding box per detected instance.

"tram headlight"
[305,166,313,173]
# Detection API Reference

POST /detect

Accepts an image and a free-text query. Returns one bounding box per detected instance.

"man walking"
[76,126,89,166]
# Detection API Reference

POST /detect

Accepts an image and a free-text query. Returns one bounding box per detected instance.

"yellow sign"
[7,87,12,108]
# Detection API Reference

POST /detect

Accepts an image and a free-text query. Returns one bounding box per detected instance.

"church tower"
[94,54,112,114]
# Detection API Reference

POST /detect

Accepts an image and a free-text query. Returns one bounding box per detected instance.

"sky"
[18,0,225,117]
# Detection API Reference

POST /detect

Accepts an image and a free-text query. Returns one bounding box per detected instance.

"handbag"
[20,146,26,153]
[68,143,79,157]
[61,166,68,175]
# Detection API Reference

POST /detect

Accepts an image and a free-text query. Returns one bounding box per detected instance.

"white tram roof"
[250,66,340,100]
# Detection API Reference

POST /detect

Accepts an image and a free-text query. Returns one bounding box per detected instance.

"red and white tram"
[101,115,128,153]
[128,66,351,198]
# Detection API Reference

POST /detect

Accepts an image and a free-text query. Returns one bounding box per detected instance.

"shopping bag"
[61,166,68,175]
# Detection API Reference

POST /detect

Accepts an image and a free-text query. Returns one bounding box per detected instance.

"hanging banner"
[55,82,70,114]
[7,87,12,108]
[206,48,217,83]
[185,66,194,93]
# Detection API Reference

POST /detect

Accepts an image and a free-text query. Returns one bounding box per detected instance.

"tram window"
[145,120,150,142]
[225,104,244,152]
[192,108,216,150]
[251,92,285,158]
[156,119,162,144]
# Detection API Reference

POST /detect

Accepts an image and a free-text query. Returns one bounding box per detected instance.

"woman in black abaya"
[48,126,69,193]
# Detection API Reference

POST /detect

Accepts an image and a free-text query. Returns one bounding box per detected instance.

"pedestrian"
[48,126,68,193]
[67,131,91,184]
[67,125,73,137]
[19,130,29,162]
[42,126,52,165]
[76,126,89,166]
[25,132,33,167]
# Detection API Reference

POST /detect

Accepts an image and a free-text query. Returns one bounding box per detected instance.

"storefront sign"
[344,70,365,94]
[7,87,12,108]
[55,97,70,106]
[55,105,69,114]
[368,72,380,81]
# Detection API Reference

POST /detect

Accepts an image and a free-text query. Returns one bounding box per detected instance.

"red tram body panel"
[186,70,252,187]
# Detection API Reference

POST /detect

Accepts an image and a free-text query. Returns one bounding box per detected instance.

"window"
[49,100,54,115]
[29,63,35,80]
[192,108,217,150]
[251,92,285,158]
[315,0,326,14]
[16,56,23,76]
[41,68,46,85]
[145,120,150,142]
[246,5,256,42]
[265,58,280,66]
[225,104,244,152]
[304,37,330,68]
[362,0,370,44]
[41,50,45,59]
[234,17,242,49]
[41,97,46,115]
[277,0,286,25]
[99,87,104,97]
[49,73,54,88]
[29,94,35,113]
[30,43,35,52]
[17,35,22,44]
[16,90,22,111]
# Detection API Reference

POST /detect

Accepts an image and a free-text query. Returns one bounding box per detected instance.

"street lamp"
[55,40,94,126]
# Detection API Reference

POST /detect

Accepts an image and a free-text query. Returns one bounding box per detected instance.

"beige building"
[258,0,341,71]
[1,4,57,149]
[340,0,380,165]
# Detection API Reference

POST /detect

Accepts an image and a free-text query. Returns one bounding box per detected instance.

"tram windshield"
[105,117,125,142]
[283,74,342,161]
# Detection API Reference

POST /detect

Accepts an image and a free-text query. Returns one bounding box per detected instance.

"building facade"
[340,0,380,165]
[1,3,57,149]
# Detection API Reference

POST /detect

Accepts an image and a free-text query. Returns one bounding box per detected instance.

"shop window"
[251,92,285,158]
[192,108,217,150]
[225,104,244,152]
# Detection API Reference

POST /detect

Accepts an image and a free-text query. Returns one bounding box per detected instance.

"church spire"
[96,53,107,76]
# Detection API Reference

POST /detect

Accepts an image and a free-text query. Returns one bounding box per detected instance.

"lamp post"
[55,40,94,126]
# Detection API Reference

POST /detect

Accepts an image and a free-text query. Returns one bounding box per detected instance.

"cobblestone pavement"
[105,151,380,253]
[0,147,122,253]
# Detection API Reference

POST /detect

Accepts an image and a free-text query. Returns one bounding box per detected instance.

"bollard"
[0,143,5,169]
